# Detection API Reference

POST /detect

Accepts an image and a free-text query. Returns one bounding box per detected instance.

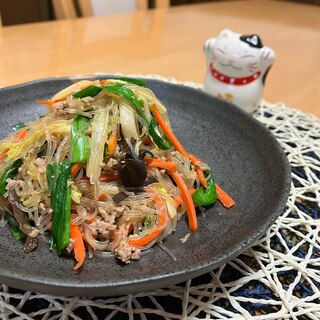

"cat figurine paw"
[204,29,275,113]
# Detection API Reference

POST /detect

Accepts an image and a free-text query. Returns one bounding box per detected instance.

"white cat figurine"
[204,29,275,113]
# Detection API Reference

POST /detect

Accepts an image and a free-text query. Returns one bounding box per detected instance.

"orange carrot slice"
[153,106,208,188]
[152,106,188,157]
[215,184,235,208]
[71,163,86,177]
[145,158,177,171]
[0,148,9,162]
[98,193,107,201]
[128,192,167,247]
[169,170,198,232]
[70,223,86,270]
[108,131,118,155]
[174,188,196,208]
[12,129,29,143]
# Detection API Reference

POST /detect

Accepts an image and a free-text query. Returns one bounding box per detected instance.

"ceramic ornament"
[204,29,275,113]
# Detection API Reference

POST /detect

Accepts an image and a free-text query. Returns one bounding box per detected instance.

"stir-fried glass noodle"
[0,78,234,270]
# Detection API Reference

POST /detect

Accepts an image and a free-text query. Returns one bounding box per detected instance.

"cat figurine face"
[204,29,275,112]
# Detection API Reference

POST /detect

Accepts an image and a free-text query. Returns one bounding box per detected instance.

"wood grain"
[0,0,319,116]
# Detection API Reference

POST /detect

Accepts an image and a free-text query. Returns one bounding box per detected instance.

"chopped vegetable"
[5,213,26,239]
[52,80,94,102]
[98,193,107,201]
[119,104,139,141]
[143,216,153,229]
[0,148,9,162]
[117,77,147,87]
[70,223,86,270]
[46,161,72,255]
[71,115,90,163]
[152,105,188,155]
[71,162,86,178]
[86,105,109,188]
[108,131,118,155]
[169,169,198,232]
[145,158,177,171]
[12,122,26,131]
[174,189,196,208]
[153,106,208,186]
[216,184,235,208]
[103,84,148,122]
[73,85,102,99]
[195,167,208,188]
[128,192,167,247]
[0,159,22,197]
[36,100,54,106]
[192,174,217,206]
[12,129,29,143]
[148,117,172,150]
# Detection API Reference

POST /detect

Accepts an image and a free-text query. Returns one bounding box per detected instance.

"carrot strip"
[153,106,208,188]
[174,189,196,208]
[99,171,119,182]
[36,100,54,106]
[169,170,198,232]
[145,158,177,171]
[70,223,86,270]
[153,106,188,157]
[108,131,118,155]
[187,153,198,164]
[0,128,29,162]
[215,184,235,208]
[71,163,86,177]
[12,129,29,143]
[0,148,9,162]
[128,192,167,247]
[196,167,208,188]
[98,193,107,201]
[187,153,208,188]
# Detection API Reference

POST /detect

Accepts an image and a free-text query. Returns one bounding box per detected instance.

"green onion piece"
[143,216,153,230]
[12,122,26,131]
[73,85,102,99]
[192,173,217,206]
[148,117,172,150]
[46,161,72,255]
[71,115,90,163]
[102,85,148,123]
[5,213,26,239]
[0,159,23,197]
[117,77,147,87]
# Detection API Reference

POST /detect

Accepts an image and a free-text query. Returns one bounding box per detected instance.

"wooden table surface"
[0,0,319,116]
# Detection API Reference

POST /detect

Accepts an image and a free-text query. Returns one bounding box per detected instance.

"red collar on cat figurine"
[209,63,261,86]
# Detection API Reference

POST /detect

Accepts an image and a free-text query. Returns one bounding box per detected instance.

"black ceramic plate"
[0,77,290,296]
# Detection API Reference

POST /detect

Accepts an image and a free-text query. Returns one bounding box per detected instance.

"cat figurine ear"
[203,29,275,113]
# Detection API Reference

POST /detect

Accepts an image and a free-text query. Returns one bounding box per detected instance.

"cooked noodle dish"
[0,78,234,270]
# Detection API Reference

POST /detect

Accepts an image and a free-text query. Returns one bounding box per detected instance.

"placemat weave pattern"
[0,78,319,320]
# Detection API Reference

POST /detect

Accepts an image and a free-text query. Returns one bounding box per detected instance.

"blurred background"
[0,0,319,26]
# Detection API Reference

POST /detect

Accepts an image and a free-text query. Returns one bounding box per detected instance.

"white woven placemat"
[0,76,319,320]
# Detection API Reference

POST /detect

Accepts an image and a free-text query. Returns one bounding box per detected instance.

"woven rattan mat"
[0,76,319,320]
